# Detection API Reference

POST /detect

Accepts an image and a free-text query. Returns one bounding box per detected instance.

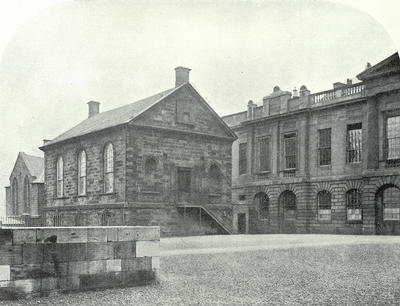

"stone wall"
[43,128,126,207]
[0,226,160,299]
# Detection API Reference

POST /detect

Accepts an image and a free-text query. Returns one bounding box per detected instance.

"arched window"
[280,190,296,211]
[78,150,87,195]
[57,156,64,197]
[12,178,18,215]
[346,189,362,221]
[209,164,222,193]
[382,186,400,221]
[279,190,297,221]
[255,192,269,219]
[23,176,30,214]
[317,190,331,221]
[145,157,157,177]
[104,143,114,193]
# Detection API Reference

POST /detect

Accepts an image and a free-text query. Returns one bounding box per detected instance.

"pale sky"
[0,0,399,215]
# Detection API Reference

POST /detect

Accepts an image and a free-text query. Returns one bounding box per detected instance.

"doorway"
[237,213,246,234]
[375,184,400,235]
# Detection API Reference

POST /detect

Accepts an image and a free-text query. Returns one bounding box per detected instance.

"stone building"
[5,152,45,217]
[222,53,400,235]
[39,67,237,236]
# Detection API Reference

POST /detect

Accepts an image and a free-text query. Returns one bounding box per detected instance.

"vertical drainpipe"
[123,124,128,225]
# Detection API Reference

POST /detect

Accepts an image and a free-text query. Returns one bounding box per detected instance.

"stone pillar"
[364,97,379,170]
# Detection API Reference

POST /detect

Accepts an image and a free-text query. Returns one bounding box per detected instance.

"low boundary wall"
[0,226,160,299]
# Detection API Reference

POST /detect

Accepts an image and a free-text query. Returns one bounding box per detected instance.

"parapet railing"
[311,83,365,104]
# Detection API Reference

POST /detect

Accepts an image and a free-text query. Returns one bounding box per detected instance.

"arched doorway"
[278,190,297,233]
[376,184,400,235]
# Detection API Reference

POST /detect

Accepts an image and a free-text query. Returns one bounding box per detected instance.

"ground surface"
[2,234,400,305]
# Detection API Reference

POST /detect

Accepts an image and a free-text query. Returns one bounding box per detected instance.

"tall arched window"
[104,143,114,193]
[209,164,222,194]
[317,190,331,221]
[23,176,30,214]
[57,156,64,197]
[12,178,18,215]
[346,189,362,221]
[78,150,87,195]
[255,192,269,219]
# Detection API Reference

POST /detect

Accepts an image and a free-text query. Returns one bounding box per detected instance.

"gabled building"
[39,67,237,236]
[5,152,45,217]
[223,53,400,235]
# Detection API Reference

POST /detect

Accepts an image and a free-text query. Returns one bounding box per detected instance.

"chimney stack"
[174,67,191,87]
[87,101,100,118]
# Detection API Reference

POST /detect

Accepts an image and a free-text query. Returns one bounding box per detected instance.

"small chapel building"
[39,67,237,236]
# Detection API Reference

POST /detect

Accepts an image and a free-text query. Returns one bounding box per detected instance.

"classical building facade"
[5,152,45,217]
[222,53,400,235]
[39,67,236,236]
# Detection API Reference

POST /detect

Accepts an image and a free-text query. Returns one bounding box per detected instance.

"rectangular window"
[177,168,191,192]
[347,123,362,163]
[318,128,331,166]
[284,133,297,169]
[386,115,400,160]
[258,137,271,172]
[239,143,247,175]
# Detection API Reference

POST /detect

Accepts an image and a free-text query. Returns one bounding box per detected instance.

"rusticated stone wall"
[0,226,160,299]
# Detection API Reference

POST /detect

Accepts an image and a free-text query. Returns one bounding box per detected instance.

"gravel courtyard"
[3,234,400,305]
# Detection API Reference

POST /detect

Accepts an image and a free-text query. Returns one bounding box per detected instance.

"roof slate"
[20,152,44,183]
[42,86,180,147]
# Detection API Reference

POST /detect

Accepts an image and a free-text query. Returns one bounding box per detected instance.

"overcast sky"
[0,0,399,215]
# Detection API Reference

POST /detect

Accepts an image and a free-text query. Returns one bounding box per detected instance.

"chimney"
[43,139,51,145]
[174,67,191,87]
[247,100,257,120]
[87,101,100,118]
[293,87,299,97]
[347,78,352,85]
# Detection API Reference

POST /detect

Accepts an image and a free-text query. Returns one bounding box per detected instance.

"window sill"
[346,220,363,224]
[99,192,117,196]
[259,218,269,221]
[208,193,222,197]
[256,171,270,175]
[55,196,68,200]
[141,191,160,195]
[318,164,331,168]
[77,195,87,198]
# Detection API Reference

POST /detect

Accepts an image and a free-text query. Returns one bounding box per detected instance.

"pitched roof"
[41,86,181,148]
[357,52,400,80]
[20,152,44,183]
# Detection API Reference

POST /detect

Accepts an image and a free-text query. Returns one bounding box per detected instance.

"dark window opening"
[346,189,362,221]
[12,178,18,215]
[318,128,331,166]
[209,164,222,193]
[317,190,331,221]
[255,192,269,219]
[23,176,30,214]
[386,116,400,162]
[347,123,362,163]
[178,168,191,192]
[284,133,297,169]
[258,137,271,172]
[145,157,157,177]
[239,143,247,175]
